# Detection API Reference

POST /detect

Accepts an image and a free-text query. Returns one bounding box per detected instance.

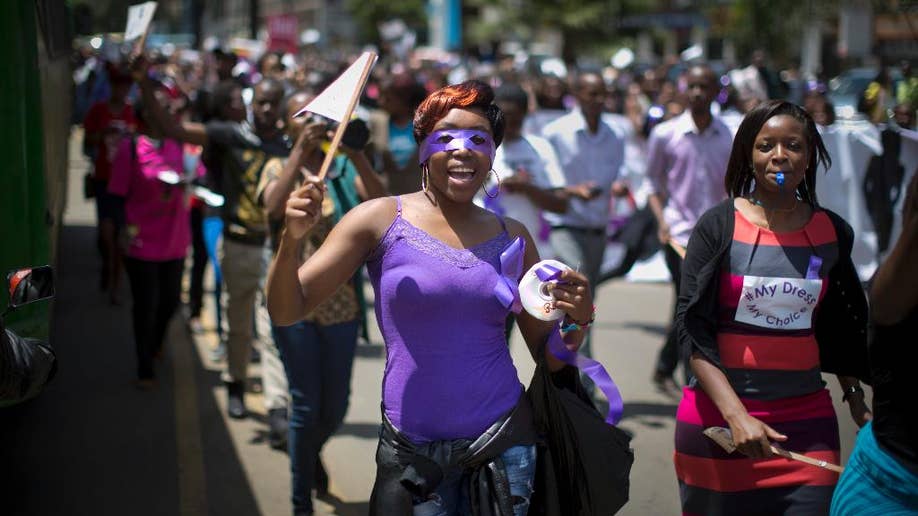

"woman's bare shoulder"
[340,196,400,234]
[502,216,533,241]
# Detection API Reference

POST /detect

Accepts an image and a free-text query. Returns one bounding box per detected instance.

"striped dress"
[675,208,842,515]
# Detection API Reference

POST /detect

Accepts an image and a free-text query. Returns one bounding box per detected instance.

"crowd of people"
[74,38,917,515]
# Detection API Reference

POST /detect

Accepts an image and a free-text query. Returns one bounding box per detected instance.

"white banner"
[125,2,158,42]
[294,52,377,122]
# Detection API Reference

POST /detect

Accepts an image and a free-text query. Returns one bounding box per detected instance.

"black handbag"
[527,355,633,515]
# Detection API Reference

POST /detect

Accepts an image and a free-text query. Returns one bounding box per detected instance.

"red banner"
[267,14,298,54]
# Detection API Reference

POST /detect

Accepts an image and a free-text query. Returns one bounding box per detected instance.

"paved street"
[0,131,867,516]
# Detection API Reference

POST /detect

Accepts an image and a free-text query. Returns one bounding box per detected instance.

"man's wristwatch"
[842,385,865,403]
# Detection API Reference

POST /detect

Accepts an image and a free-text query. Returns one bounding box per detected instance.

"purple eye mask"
[418,129,496,165]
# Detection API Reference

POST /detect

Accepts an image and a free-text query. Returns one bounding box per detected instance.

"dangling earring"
[483,169,501,199]
[421,164,430,193]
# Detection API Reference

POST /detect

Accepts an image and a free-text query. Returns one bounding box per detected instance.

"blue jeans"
[273,320,359,514]
[412,444,537,516]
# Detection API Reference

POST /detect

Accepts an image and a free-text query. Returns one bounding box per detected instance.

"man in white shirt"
[480,83,567,258]
[542,72,627,368]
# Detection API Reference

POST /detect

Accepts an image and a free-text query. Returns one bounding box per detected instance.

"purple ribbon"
[547,329,625,425]
[535,263,563,282]
[806,255,823,280]
[494,236,525,314]
[418,129,496,165]
[531,260,624,424]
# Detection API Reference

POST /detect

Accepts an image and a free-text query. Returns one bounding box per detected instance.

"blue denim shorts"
[413,444,537,516]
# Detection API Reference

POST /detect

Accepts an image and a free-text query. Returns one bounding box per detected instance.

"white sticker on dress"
[735,275,822,330]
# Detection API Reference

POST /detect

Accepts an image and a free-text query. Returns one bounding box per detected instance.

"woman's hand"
[550,269,593,328]
[725,412,788,459]
[284,175,326,241]
[846,392,873,428]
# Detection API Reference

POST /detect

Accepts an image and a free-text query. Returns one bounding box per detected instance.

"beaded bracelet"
[570,305,596,326]
[561,305,596,332]
[560,321,582,333]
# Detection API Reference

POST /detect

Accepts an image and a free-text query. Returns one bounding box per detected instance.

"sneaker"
[267,408,288,451]
[226,381,247,419]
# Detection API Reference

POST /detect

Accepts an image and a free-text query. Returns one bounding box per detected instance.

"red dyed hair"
[412,80,503,146]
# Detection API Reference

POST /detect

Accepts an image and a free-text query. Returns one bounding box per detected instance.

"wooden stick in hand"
[703,426,844,473]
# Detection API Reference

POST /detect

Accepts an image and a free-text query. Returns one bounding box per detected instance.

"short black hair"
[282,90,312,119]
[256,77,284,96]
[212,48,237,63]
[211,79,242,120]
[494,83,529,111]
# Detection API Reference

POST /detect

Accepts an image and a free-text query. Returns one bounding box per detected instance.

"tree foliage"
[705,0,837,66]
[465,0,661,62]
[344,0,427,44]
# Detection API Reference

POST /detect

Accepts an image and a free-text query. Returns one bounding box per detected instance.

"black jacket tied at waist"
[369,393,538,516]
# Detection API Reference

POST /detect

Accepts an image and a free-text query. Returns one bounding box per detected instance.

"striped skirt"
[674,387,840,516]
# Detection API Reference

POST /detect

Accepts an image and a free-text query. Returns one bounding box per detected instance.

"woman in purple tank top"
[266,81,595,516]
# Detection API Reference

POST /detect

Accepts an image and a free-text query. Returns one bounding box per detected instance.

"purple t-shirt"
[109,136,204,261]
[367,198,523,443]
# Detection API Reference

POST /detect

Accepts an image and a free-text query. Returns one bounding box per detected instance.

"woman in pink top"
[109,85,204,387]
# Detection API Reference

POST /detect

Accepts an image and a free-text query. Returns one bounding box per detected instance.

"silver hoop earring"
[484,169,500,199]
[421,164,430,193]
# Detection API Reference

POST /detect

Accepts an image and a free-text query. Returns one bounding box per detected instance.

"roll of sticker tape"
[519,259,571,321]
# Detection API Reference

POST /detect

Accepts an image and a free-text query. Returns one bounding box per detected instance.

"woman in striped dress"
[673,100,873,515]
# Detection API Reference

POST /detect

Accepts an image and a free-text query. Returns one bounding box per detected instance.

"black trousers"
[655,244,691,385]
[188,206,208,318]
[124,257,184,379]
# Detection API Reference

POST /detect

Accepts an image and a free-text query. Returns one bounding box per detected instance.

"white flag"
[125,2,158,42]
[294,52,377,121]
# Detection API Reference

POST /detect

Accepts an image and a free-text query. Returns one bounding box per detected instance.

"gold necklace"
[748,196,798,213]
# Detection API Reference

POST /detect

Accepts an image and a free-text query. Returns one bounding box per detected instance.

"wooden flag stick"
[315,53,377,181]
[703,426,844,473]
[134,28,151,57]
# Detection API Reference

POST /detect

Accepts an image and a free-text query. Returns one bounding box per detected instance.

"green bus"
[0,1,71,344]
